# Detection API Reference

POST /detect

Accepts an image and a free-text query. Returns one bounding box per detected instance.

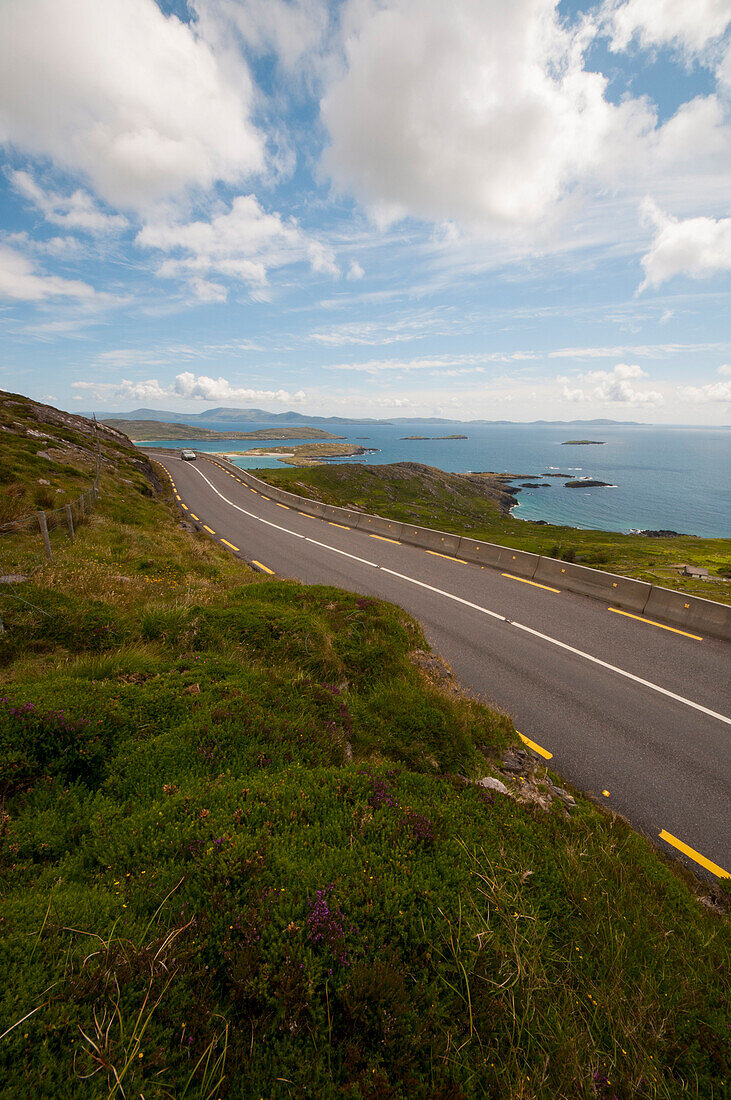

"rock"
[476,776,509,795]
[0,575,27,585]
[500,748,533,775]
[37,478,50,485]
[547,780,576,807]
[636,529,689,538]
[183,683,201,695]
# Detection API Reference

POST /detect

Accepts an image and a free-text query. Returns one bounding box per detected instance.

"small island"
[561,439,606,445]
[564,479,613,488]
[400,434,468,440]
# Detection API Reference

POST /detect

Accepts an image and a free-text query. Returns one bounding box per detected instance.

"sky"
[0,0,730,424]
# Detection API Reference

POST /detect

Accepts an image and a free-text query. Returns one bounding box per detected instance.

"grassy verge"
[250,462,731,605]
[1,396,729,1098]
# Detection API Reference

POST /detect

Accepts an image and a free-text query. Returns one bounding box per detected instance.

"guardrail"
[145,448,731,642]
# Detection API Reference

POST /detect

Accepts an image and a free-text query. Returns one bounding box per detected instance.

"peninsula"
[221,440,375,466]
[561,439,606,445]
[103,419,343,442]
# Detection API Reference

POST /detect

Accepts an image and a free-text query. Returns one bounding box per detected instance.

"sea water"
[138,421,730,538]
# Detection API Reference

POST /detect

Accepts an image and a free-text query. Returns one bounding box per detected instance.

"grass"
[250,462,731,605]
[0,393,729,1098]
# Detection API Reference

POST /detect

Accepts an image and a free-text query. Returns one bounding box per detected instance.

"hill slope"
[0,392,728,1099]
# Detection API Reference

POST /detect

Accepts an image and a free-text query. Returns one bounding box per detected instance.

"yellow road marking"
[298,511,315,518]
[517,732,553,759]
[174,493,181,500]
[329,522,350,529]
[190,514,199,521]
[250,489,259,494]
[502,572,560,593]
[659,830,729,878]
[252,560,274,574]
[426,550,466,564]
[276,503,289,509]
[369,534,401,544]
[203,525,215,534]
[608,607,702,641]
[180,503,188,510]
[220,538,240,551]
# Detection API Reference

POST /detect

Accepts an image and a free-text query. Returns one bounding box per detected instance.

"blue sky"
[1,0,729,423]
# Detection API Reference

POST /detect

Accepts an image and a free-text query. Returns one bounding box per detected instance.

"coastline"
[133,426,729,538]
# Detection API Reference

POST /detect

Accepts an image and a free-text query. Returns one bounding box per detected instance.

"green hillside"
[0,392,728,1099]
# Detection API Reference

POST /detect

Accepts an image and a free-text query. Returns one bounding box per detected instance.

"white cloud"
[639,200,731,290]
[680,362,731,401]
[321,0,655,232]
[324,351,537,373]
[373,396,417,408]
[0,0,264,210]
[0,245,95,301]
[677,380,731,402]
[562,362,664,405]
[309,312,447,346]
[604,0,731,56]
[9,171,128,232]
[137,194,338,299]
[192,0,328,72]
[72,371,307,405]
[549,340,731,359]
[653,94,731,169]
[347,261,365,280]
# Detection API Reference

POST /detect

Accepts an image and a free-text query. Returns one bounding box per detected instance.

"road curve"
[151,451,730,881]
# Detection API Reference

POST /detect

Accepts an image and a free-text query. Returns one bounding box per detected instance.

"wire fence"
[0,450,101,635]
[0,454,101,565]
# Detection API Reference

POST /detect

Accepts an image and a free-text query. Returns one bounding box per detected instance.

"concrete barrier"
[320,503,358,526]
[355,514,405,540]
[456,538,540,578]
[642,586,731,640]
[401,526,462,555]
[533,558,652,612]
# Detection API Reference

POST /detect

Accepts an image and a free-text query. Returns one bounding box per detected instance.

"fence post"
[65,503,75,540]
[79,494,85,519]
[37,511,52,561]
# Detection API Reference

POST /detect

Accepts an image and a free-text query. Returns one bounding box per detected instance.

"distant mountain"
[86,407,651,427]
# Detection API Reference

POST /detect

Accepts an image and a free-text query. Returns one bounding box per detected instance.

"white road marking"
[180,461,731,729]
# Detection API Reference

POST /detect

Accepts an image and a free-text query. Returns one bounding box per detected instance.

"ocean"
[139,421,731,538]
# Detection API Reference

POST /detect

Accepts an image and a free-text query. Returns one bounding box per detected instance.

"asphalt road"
[151,451,730,881]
